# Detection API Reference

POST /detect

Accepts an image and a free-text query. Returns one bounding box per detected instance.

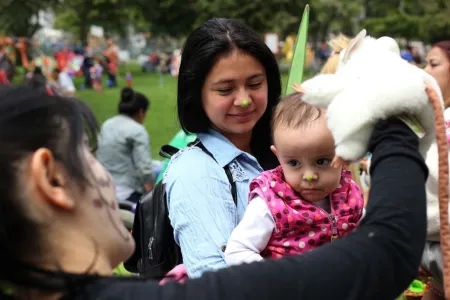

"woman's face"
[425,47,450,105]
[79,147,136,265]
[201,50,268,140]
[25,143,135,272]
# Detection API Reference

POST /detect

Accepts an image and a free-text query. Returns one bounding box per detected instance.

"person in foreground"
[225,95,365,265]
[0,84,428,299]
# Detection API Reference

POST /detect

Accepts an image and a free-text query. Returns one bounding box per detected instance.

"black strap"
[158,140,238,206]
[195,141,238,207]
[159,144,180,159]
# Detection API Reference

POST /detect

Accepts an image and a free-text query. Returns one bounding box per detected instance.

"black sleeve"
[82,118,428,300]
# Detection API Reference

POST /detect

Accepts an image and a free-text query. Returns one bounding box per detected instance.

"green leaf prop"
[285,4,310,95]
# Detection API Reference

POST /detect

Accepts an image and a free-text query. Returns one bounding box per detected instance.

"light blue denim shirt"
[164,130,263,278]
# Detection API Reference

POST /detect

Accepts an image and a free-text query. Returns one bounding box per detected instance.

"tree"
[132,0,197,36]
[362,0,450,42]
[0,0,58,37]
[53,0,134,44]
[419,0,450,43]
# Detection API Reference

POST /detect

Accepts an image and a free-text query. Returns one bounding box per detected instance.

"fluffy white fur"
[300,29,444,162]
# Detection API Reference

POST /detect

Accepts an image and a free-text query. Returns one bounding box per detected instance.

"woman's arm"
[180,118,427,299]
[185,118,426,299]
[225,196,275,266]
[84,118,428,300]
[165,148,239,278]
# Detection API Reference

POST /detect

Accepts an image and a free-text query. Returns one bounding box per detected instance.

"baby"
[225,94,365,265]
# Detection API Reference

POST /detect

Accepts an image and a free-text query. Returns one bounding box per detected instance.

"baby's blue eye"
[317,158,331,166]
[288,160,301,167]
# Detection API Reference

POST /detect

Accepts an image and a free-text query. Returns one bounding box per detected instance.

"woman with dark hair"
[0,84,429,299]
[163,18,281,277]
[97,87,154,204]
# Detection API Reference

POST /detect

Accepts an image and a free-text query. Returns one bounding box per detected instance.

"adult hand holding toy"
[297,29,450,298]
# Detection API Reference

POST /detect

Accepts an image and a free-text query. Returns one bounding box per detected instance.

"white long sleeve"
[225,196,275,266]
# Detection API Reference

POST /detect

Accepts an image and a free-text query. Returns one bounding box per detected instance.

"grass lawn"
[76,63,291,157]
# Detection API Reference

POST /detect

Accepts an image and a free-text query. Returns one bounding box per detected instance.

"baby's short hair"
[272,93,323,137]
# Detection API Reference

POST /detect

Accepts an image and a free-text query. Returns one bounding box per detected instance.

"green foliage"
[0,0,58,36]
[363,0,450,43]
[53,0,133,43]
[2,0,449,43]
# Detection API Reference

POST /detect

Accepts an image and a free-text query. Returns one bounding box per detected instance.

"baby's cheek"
[326,170,342,192]
[283,169,299,188]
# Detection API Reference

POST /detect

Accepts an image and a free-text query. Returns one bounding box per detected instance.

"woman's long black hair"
[177,18,281,170]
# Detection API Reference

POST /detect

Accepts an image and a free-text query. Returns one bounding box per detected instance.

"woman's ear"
[30,148,75,211]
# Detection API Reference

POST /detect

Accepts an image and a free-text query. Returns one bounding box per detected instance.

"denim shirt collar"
[197,129,258,168]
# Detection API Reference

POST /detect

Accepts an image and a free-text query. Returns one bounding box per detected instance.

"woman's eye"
[217,88,232,94]
[317,158,331,166]
[248,82,262,88]
[288,160,301,167]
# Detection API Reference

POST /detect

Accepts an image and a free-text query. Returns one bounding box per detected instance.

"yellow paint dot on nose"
[241,99,249,106]
[306,175,313,181]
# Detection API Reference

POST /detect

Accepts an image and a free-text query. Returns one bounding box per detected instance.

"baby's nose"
[303,173,318,182]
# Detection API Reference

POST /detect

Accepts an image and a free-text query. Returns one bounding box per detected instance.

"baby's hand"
[292,83,305,94]
[331,156,350,169]
[360,158,369,173]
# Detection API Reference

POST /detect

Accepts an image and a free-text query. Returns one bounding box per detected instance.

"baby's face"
[272,118,342,203]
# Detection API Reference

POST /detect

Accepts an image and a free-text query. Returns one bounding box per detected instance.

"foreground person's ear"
[30,148,75,211]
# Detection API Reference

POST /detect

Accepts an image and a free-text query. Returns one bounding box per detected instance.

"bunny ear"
[341,29,367,64]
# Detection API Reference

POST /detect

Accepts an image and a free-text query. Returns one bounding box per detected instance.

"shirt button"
[221,245,227,252]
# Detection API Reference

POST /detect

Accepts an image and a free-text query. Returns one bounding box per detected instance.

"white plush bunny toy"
[299,29,444,167]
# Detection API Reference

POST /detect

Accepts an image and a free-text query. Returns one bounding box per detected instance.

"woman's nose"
[234,91,252,107]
